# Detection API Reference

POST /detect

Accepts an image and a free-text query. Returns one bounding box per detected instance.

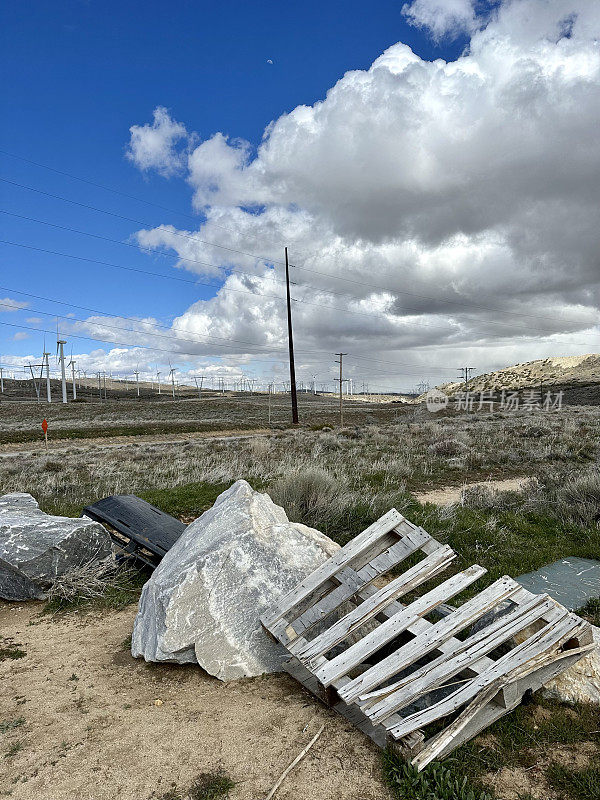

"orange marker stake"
[42,418,48,452]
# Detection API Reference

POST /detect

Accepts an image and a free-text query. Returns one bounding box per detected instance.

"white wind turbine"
[134,366,140,398]
[156,366,161,395]
[168,362,176,399]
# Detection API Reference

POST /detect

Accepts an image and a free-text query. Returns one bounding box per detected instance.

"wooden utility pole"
[335,353,347,426]
[285,247,299,424]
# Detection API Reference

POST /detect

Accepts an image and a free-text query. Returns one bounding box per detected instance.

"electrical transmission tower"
[335,353,348,426]
[457,367,476,390]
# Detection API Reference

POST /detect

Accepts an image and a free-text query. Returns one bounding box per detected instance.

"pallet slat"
[261,508,405,629]
[365,593,557,723]
[281,526,434,642]
[314,564,487,686]
[290,546,456,662]
[338,574,515,703]
[260,509,593,770]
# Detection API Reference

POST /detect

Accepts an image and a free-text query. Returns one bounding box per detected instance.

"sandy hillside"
[440,353,600,394]
[0,602,389,800]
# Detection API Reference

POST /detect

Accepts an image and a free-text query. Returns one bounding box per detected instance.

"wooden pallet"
[261,510,594,769]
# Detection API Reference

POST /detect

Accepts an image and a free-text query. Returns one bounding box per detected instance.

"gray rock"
[0,492,113,601]
[132,480,340,680]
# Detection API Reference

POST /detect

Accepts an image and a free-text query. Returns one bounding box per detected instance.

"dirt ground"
[0,429,270,457]
[414,476,530,506]
[0,602,390,800]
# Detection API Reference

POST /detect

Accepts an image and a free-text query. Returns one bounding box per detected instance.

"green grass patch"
[4,740,23,759]
[547,764,600,800]
[0,641,26,662]
[187,770,234,800]
[577,597,600,627]
[383,751,494,800]
[0,421,265,446]
[156,770,234,800]
[0,718,24,735]
[140,481,231,519]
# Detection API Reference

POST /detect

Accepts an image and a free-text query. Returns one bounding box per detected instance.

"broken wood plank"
[261,509,405,629]
[338,574,518,704]
[365,593,557,723]
[387,612,586,740]
[411,634,595,769]
[315,564,487,687]
[290,546,456,662]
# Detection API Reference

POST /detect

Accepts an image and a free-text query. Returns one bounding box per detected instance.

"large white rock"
[0,492,113,601]
[543,624,600,705]
[131,480,340,680]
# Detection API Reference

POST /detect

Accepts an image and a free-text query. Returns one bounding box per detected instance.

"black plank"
[82,494,185,567]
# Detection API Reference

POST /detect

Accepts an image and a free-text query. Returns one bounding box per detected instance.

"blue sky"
[1,0,598,390]
[1,1,462,353]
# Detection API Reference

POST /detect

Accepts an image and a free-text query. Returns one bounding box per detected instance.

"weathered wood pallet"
[261,510,594,769]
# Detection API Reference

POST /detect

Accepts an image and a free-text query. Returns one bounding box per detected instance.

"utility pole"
[43,350,52,403]
[28,364,41,402]
[170,367,176,399]
[268,383,272,425]
[0,366,3,394]
[69,358,77,400]
[134,370,140,398]
[193,375,204,399]
[335,353,347,426]
[285,246,299,424]
[457,367,476,390]
[97,372,102,400]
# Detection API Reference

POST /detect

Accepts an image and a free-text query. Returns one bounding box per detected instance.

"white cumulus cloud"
[122,0,600,391]
[126,106,193,177]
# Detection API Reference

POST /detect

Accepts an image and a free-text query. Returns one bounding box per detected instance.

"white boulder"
[0,492,113,601]
[543,624,600,705]
[131,480,340,680]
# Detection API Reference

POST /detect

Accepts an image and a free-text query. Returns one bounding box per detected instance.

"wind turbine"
[68,347,77,400]
[56,323,67,404]
[168,363,176,399]
[156,366,161,395]
[134,366,140,398]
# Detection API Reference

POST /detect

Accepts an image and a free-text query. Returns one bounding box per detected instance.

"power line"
[0,293,459,375]
[0,298,291,357]
[0,319,460,377]
[0,148,292,249]
[0,210,282,284]
[2,234,598,342]
[1,177,287,265]
[290,261,600,329]
[0,319,286,365]
[2,165,598,331]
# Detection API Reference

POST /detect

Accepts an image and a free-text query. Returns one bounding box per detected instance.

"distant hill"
[439,354,600,405]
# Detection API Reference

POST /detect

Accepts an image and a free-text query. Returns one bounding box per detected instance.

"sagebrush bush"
[269,466,353,530]
[428,439,467,457]
[554,471,600,524]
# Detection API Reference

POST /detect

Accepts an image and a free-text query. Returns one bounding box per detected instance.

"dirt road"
[0,429,272,458]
